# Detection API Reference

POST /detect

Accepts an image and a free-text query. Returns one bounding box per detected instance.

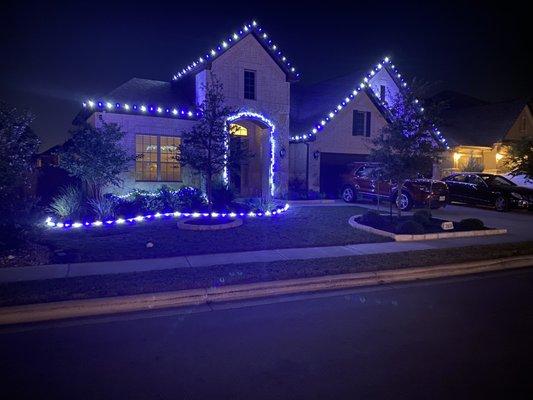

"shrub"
[396,220,425,234]
[458,218,484,230]
[212,182,235,209]
[156,185,180,211]
[412,209,432,226]
[88,196,116,220]
[177,186,206,211]
[359,210,385,227]
[47,185,83,219]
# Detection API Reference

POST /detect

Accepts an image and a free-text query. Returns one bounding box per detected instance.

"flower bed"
[44,185,289,230]
[350,210,507,241]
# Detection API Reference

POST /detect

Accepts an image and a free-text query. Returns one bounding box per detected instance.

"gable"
[171,20,300,83]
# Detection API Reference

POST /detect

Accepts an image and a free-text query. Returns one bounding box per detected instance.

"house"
[433,92,532,177]
[79,20,445,199]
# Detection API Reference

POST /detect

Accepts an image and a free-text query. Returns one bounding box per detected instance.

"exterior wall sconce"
[496,152,504,162]
[313,150,320,160]
[453,152,462,163]
[279,147,286,158]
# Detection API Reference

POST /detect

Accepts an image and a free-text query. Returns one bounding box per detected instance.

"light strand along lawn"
[39,206,388,264]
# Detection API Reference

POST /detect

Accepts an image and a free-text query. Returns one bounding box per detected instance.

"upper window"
[380,85,386,101]
[352,111,371,137]
[244,70,256,100]
[136,134,181,182]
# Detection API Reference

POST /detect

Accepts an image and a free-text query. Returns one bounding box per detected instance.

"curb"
[1,255,532,326]
[349,215,507,241]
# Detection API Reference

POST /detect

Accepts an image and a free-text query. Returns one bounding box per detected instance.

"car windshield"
[480,175,516,187]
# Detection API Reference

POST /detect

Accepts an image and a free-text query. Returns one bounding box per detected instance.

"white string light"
[83,100,200,119]
[289,57,449,149]
[171,20,299,81]
[44,204,290,230]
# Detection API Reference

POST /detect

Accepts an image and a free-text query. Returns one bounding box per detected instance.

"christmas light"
[226,111,277,197]
[289,56,450,149]
[172,20,299,81]
[83,99,199,120]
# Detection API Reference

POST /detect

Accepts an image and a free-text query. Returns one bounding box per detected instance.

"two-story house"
[79,20,440,199]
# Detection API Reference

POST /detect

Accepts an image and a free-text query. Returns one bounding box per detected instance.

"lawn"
[36,205,387,264]
[2,241,531,307]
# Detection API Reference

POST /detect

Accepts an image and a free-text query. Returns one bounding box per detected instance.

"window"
[136,134,181,181]
[352,110,371,137]
[230,123,248,137]
[244,70,256,100]
[380,85,386,101]
[355,165,376,179]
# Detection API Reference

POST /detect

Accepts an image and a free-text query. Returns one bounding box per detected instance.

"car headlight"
[510,192,523,200]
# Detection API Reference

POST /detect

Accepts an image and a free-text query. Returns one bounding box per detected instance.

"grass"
[36,206,387,264]
[1,241,532,307]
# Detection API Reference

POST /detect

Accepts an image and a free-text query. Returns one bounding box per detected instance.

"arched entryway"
[226,112,275,199]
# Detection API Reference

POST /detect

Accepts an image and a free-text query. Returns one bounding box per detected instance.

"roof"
[172,20,300,83]
[107,77,196,107]
[439,98,527,147]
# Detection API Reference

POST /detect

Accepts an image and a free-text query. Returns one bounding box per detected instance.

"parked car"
[340,164,449,211]
[443,173,533,211]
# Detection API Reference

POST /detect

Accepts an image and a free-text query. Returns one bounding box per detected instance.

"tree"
[369,83,443,216]
[58,122,134,199]
[0,102,40,246]
[177,77,243,207]
[503,136,533,181]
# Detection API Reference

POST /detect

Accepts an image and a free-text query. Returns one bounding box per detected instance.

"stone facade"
[91,112,198,195]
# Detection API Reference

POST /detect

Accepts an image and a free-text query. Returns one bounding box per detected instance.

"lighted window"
[353,110,371,137]
[230,123,248,137]
[244,70,256,100]
[135,134,181,181]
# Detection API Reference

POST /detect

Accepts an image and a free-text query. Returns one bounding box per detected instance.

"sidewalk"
[0,232,527,283]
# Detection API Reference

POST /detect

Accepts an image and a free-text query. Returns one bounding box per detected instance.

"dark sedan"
[443,173,533,211]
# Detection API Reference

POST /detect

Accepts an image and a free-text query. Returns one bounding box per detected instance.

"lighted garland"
[172,20,299,81]
[44,204,290,230]
[289,57,450,149]
[83,100,200,120]
[226,111,277,197]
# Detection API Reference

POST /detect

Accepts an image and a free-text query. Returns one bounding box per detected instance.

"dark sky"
[1,0,531,151]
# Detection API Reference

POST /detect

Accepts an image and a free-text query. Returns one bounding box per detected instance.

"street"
[2,268,533,399]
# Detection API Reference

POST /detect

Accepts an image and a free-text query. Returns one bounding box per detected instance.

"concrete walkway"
[1,203,531,284]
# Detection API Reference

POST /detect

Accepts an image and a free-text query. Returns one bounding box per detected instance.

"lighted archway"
[226,112,276,198]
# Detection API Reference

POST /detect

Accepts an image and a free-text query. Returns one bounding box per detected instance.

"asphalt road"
[2,269,533,400]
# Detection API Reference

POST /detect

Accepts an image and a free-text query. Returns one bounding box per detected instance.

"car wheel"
[395,191,413,211]
[495,196,508,212]
[341,186,356,203]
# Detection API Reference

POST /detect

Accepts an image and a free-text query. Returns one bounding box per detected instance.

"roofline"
[171,20,300,83]
[289,56,450,150]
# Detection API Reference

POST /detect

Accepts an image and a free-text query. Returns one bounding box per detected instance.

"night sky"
[1,0,531,151]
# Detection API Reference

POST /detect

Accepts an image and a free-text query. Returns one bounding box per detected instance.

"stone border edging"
[349,215,507,241]
[177,218,243,231]
[0,255,531,326]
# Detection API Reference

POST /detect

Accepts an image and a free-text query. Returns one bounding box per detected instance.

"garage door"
[320,153,369,197]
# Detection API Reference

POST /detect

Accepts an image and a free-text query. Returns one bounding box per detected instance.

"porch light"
[496,153,504,162]
[453,152,462,162]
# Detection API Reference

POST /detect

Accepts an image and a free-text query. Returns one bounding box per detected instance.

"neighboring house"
[435,92,532,177]
[77,20,441,198]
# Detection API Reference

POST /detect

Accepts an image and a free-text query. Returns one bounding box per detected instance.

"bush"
[47,185,83,219]
[396,220,425,234]
[359,211,385,227]
[458,218,484,230]
[156,185,181,212]
[88,196,116,220]
[212,182,235,209]
[176,186,206,211]
[412,209,432,226]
